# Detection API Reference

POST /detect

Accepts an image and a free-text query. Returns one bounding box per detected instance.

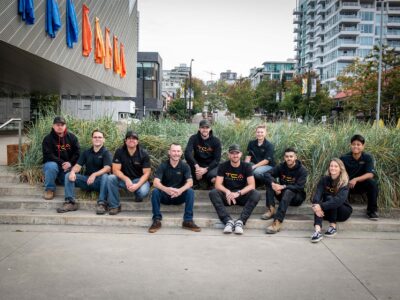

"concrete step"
[0,166,20,183]
[0,209,399,232]
[0,195,393,218]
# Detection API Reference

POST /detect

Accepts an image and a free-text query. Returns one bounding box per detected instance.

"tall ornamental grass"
[17,115,400,209]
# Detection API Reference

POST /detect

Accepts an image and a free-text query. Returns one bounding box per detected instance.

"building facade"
[219,70,237,84]
[293,0,400,91]
[162,63,191,99]
[249,60,295,89]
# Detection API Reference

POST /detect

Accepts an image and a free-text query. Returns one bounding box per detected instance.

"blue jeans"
[107,175,150,208]
[251,164,273,181]
[43,162,67,191]
[64,173,109,203]
[151,188,194,221]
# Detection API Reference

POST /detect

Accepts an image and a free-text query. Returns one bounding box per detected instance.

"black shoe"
[134,197,144,202]
[367,211,379,221]
[56,201,78,213]
[109,205,121,215]
[96,203,107,215]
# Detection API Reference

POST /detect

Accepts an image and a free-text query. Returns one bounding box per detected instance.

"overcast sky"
[138,0,297,81]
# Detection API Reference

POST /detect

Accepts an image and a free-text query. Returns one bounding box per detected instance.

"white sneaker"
[234,220,244,235]
[223,220,235,234]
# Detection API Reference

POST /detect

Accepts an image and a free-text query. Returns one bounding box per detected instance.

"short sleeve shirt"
[217,161,253,191]
[340,152,375,179]
[154,160,192,188]
[77,146,112,176]
[113,145,151,179]
[246,139,275,166]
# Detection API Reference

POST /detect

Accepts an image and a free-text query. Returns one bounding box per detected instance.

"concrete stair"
[0,166,399,232]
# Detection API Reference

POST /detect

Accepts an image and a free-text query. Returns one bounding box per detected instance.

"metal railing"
[0,118,22,165]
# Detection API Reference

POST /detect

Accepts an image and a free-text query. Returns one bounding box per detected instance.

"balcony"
[293,8,302,15]
[306,37,315,45]
[337,38,358,48]
[306,17,315,25]
[293,17,302,24]
[294,35,301,42]
[338,26,360,36]
[386,29,400,39]
[388,6,400,15]
[388,17,400,27]
[317,0,325,5]
[339,2,361,11]
[294,27,301,33]
[338,14,361,23]
[307,7,317,15]
[337,51,357,61]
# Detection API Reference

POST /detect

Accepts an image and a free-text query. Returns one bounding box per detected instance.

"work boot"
[182,220,201,232]
[56,201,78,213]
[266,219,282,234]
[96,203,107,215]
[148,219,162,233]
[109,205,121,215]
[43,190,54,200]
[260,206,275,220]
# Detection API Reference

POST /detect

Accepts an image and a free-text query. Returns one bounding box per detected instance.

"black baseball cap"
[199,119,211,128]
[125,130,139,140]
[228,144,241,153]
[53,116,66,124]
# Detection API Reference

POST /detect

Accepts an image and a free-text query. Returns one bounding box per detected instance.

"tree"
[226,79,255,119]
[254,79,279,114]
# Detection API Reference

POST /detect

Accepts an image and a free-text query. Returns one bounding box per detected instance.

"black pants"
[209,189,261,225]
[314,204,353,227]
[349,179,378,213]
[189,165,218,186]
[266,188,305,222]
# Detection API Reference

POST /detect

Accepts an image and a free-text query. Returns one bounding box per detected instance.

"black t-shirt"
[112,145,151,179]
[155,160,192,188]
[340,152,375,179]
[77,146,112,176]
[217,161,253,191]
[246,139,275,166]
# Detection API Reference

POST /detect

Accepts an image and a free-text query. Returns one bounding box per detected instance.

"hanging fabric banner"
[45,0,61,38]
[18,0,35,25]
[94,17,105,64]
[104,28,112,69]
[120,43,127,78]
[82,4,92,56]
[113,35,121,74]
[66,0,78,48]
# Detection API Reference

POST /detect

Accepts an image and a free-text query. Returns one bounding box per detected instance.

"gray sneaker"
[223,220,235,234]
[234,220,244,235]
[56,201,78,213]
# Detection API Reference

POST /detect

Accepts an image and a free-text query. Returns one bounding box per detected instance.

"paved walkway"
[0,225,399,300]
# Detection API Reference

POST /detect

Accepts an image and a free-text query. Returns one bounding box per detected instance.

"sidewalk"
[0,225,399,300]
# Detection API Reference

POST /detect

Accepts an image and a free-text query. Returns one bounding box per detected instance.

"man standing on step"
[209,144,261,234]
[148,143,201,233]
[340,134,379,221]
[185,119,221,188]
[244,124,275,185]
[264,147,308,234]
[107,131,151,215]
[42,116,80,200]
[57,130,112,214]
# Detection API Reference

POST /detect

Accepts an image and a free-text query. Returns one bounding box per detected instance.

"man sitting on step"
[263,147,308,234]
[209,144,261,235]
[148,143,201,233]
[57,129,112,214]
[42,116,80,200]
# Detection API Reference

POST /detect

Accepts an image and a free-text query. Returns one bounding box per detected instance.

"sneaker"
[148,219,162,233]
[109,205,121,215]
[266,219,282,234]
[182,220,201,232]
[367,211,379,221]
[324,226,337,237]
[56,201,78,213]
[311,231,323,243]
[223,220,235,234]
[260,206,275,220]
[96,203,107,215]
[43,190,54,200]
[234,220,244,235]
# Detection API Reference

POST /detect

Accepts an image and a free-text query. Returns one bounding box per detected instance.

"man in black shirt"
[42,116,80,200]
[57,130,112,214]
[148,143,201,233]
[264,148,308,234]
[185,119,221,187]
[209,144,261,234]
[340,134,379,220]
[244,124,275,184]
[107,131,151,215]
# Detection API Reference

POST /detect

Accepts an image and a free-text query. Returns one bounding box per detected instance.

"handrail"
[0,118,22,165]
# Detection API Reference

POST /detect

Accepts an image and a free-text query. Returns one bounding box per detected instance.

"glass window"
[360,11,373,21]
[360,24,373,33]
[359,36,373,45]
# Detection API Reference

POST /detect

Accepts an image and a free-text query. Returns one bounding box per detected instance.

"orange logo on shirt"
[281,174,295,184]
[56,144,71,151]
[197,145,213,153]
[225,172,244,180]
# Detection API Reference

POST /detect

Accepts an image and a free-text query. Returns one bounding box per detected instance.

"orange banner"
[113,35,121,74]
[120,43,126,78]
[94,17,105,64]
[104,27,112,69]
[82,4,92,56]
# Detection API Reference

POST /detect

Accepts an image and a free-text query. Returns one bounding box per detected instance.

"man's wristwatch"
[237,190,242,196]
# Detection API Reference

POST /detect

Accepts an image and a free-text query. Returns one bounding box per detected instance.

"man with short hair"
[209,144,261,234]
[42,116,80,200]
[264,148,308,234]
[57,130,112,214]
[244,124,275,184]
[340,134,379,220]
[148,143,201,233]
[185,119,221,187]
[107,131,151,215]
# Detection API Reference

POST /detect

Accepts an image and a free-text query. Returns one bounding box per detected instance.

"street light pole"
[140,62,146,119]
[189,59,194,114]
[376,0,385,124]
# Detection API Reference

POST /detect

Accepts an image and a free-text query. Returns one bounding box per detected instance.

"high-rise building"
[293,0,400,92]
[249,59,295,89]
[220,70,237,84]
